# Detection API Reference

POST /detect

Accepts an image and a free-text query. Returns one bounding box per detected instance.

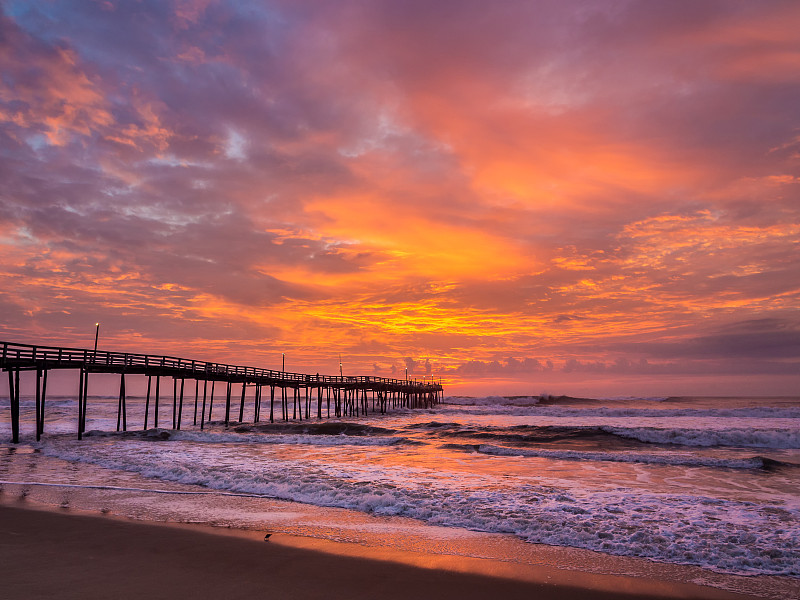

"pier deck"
[2,340,443,443]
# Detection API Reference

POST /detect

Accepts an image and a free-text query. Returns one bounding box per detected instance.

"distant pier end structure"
[1,340,443,443]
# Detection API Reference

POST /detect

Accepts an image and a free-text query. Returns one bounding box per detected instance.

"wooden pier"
[1,340,443,443]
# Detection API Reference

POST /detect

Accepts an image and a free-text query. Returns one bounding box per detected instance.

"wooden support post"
[39,369,48,437]
[239,381,246,423]
[172,378,178,429]
[144,376,152,430]
[35,368,42,441]
[193,379,199,426]
[76,368,83,440]
[224,381,231,426]
[253,384,260,423]
[200,379,208,430]
[177,378,185,430]
[281,385,287,421]
[5,370,11,441]
[326,386,331,418]
[8,369,19,443]
[270,385,275,423]
[81,367,89,435]
[117,373,125,432]
[208,380,215,422]
[122,374,127,431]
[154,376,160,429]
[317,385,322,419]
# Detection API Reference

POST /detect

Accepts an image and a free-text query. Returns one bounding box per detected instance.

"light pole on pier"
[94,323,100,353]
[282,352,285,372]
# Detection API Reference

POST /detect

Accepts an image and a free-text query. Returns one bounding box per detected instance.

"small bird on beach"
[263,533,272,542]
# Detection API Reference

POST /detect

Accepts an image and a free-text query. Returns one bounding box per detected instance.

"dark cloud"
[617,319,800,361]
[455,357,554,376]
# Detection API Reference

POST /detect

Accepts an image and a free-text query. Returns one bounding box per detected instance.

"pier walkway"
[1,340,443,443]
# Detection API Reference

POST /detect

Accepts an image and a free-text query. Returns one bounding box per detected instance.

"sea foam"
[37,437,800,577]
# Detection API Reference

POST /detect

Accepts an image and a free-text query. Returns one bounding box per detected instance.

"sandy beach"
[0,504,767,600]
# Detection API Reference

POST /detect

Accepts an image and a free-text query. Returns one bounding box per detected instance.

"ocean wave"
[602,426,800,449]
[458,443,793,470]
[430,422,800,450]
[441,403,800,419]
[37,440,800,577]
[83,428,416,447]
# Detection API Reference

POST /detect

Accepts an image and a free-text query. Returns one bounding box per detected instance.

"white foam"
[473,444,777,469]
[36,438,800,577]
[167,430,411,447]
[602,426,800,449]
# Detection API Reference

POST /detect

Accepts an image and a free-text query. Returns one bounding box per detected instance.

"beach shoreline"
[0,502,769,600]
[1,393,797,600]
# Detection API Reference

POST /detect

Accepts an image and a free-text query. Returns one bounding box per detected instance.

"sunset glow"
[1,1,799,396]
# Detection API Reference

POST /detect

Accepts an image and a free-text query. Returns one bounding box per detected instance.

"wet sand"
[0,504,765,600]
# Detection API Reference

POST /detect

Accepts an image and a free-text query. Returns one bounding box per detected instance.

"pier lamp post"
[282,352,285,372]
[339,355,343,377]
[405,367,408,381]
[94,323,100,353]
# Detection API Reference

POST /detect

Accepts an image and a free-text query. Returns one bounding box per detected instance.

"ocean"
[1,391,798,599]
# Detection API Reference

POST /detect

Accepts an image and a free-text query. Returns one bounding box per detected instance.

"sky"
[1,0,799,397]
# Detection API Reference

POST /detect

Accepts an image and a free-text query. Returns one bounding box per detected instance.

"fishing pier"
[1,340,443,443]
